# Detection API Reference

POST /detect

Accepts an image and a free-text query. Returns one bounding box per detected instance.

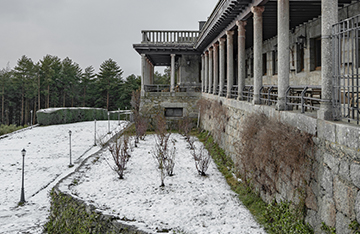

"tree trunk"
[107,90,109,110]
[2,86,4,124]
[38,74,40,110]
[83,87,86,106]
[63,91,66,107]
[21,86,24,125]
[24,100,29,125]
[47,85,50,108]
[33,100,36,125]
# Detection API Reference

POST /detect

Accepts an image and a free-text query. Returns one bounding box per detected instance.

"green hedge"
[36,108,108,126]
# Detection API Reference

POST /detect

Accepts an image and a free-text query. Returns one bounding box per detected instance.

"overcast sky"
[0,0,218,78]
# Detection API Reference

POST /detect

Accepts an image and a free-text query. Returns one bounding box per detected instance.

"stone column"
[318,0,337,120]
[219,38,226,96]
[201,54,205,92]
[236,20,247,100]
[251,6,265,104]
[277,0,290,110]
[208,47,213,93]
[213,43,219,95]
[141,54,146,96]
[150,63,154,84]
[204,51,209,93]
[226,30,234,98]
[170,54,176,92]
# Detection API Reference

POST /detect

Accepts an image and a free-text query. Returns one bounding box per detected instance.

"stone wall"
[200,93,360,234]
[140,91,201,127]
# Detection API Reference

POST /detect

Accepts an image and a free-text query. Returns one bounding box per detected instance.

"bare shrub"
[131,89,148,144]
[178,115,193,138]
[154,113,167,142]
[106,136,131,179]
[136,117,148,141]
[151,113,177,186]
[187,136,196,150]
[235,112,314,197]
[151,134,177,186]
[191,144,210,176]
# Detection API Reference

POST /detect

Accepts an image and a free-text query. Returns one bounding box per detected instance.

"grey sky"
[0,0,218,78]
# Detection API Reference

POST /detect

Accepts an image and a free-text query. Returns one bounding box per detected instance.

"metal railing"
[242,85,254,102]
[144,85,170,92]
[333,14,360,124]
[230,85,238,99]
[141,30,199,44]
[214,85,219,95]
[203,83,322,114]
[144,84,201,92]
[260,85,278,106]
[285,86,321,113]
[219,85,227,97]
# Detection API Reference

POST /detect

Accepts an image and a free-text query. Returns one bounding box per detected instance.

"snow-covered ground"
[61,134,266,234]
[0,120,126,233]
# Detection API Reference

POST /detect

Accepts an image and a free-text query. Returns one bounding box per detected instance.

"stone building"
[134,1,360,233]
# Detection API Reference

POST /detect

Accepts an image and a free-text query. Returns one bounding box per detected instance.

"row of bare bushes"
[106,93,211,186]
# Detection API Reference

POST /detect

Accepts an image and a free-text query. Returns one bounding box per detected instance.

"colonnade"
[201,0,337,118]
[141,54,154,95]
[141,53,177,95]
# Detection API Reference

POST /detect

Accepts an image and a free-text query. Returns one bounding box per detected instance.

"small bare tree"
[152,113,177,186]
[164,138,176,176]
[106,136,130,179]
[191,145,210,176]
[178,115,193,139]
[131,89,148,145]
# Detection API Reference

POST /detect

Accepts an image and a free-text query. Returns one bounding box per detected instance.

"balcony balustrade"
[141,30,199,44]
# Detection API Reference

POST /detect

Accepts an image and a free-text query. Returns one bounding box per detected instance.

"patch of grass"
[0,124,27,136]
[264,201,313,233]
[196,131,267,226]
[321,222,336,234]
[196,130,313,234]
[350,220,360,233]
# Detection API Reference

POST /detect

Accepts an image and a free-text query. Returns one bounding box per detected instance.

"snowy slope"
[0,120,126,233]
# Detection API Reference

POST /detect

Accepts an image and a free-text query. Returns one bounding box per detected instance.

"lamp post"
[118,108,120,125]
[69,130,73,167]
[94,119,97,146]
[30,110,33,128]
[107,112,111,134]
[125,107,128,121]
[20,148,26,204]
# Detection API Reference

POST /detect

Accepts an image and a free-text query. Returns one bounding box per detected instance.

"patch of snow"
[0,120,126,233]
[61,134,266,234]
[37,107,106,114]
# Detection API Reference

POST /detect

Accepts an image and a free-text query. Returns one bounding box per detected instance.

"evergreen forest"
[0,55,142,126]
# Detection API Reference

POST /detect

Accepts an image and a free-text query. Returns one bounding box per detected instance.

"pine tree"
[97,59,123,110]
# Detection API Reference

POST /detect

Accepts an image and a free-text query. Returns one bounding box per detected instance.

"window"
[164,108,183,117]
[272,50,278,75]
[296,43,304,73]
[245,59,249,78]
[263,53,267,76]
[310,37,321,71]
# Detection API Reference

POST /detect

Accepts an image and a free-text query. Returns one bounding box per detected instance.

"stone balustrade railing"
[141,30,199,44]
